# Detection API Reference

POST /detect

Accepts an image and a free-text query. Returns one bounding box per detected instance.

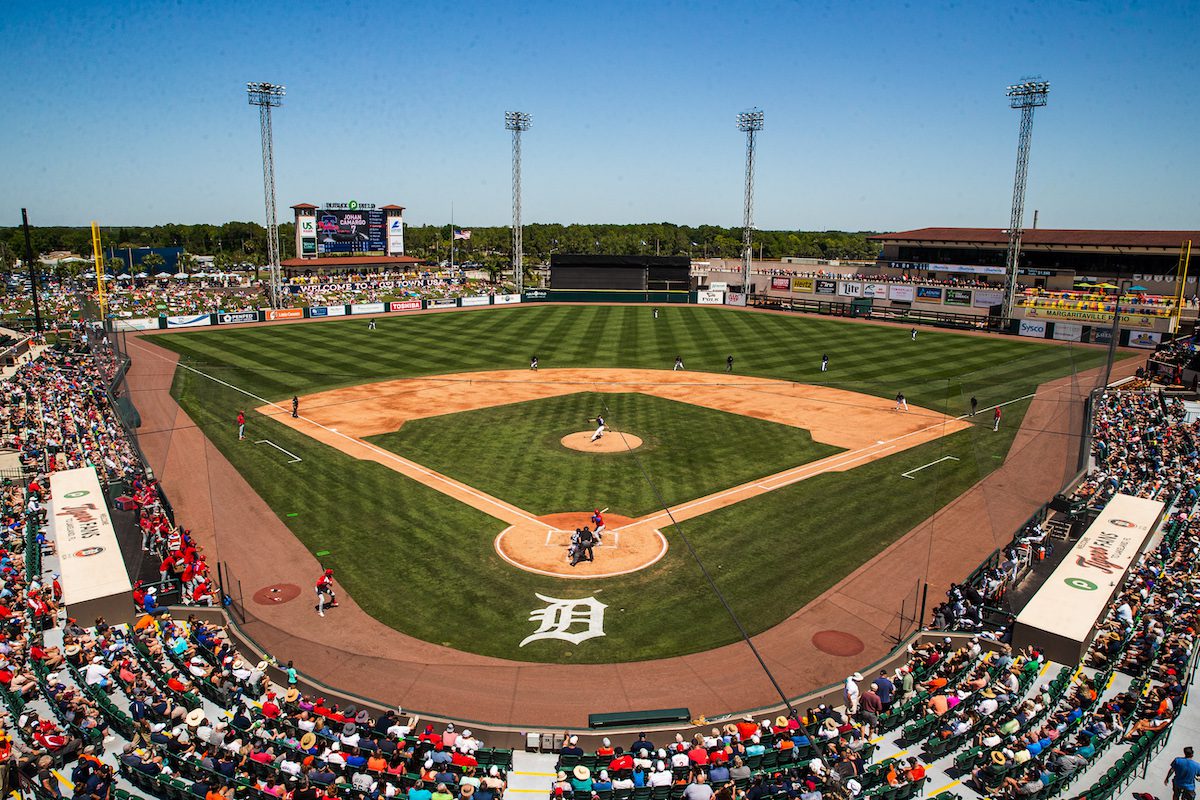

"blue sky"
[1,1,1197,231]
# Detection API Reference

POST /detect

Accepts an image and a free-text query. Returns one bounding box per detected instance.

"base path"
[124,335,1139,729]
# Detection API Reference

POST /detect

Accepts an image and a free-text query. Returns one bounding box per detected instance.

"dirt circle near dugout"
[560,430,643,452]
[495,512,668,579]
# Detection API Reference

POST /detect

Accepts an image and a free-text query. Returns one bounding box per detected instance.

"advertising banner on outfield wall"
[460,295,490,307]
[389,300,421,312]
[1053,322,1083,342]
[945,289,972,306]
[166,314,212,328]
[1019,320,1048,338]
[815,280,836,295]
[725,292,747,307]
[1129,331,1163,349]
[865,283,890,299]
[427,298,459,308]
[973,289,1005,308]
[791,278,815,293]
[113,317,159,331]
[265,309,304,321]
[771,277,790,291]
[308,305,347,317]
[217,311,258,325]
[493,294,522,304]
[696,290,725,305]
[888,285,915,302]
[916,287,943,302]
[350,303,386,315]
[838,281,863,297]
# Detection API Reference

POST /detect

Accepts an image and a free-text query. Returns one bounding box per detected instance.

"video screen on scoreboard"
[315,208,386,254]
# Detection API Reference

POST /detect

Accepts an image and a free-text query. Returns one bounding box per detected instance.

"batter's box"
[494,511,668,579]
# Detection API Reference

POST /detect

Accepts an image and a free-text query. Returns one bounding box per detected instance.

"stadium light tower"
[1001,79,1049,321]
[505,111,532,295]
[736,109,764,293]
[247,81,286,309]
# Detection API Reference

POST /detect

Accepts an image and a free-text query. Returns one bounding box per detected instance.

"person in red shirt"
[237,411,246,440]
[261,692,281,719]
[316,569,336,616]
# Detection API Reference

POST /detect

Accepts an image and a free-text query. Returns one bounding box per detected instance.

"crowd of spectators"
[284,273,510,309]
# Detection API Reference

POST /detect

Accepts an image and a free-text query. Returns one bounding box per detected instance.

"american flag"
[453,228,472,240]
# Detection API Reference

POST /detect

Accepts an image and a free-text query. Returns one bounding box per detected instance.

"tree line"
[0,220,880,270]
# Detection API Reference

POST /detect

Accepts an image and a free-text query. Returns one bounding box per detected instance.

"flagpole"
[450,202,455,275]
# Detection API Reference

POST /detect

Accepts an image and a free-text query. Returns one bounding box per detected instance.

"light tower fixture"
[505,110,532,295]
[247,81,286,309]
[736,109,764,294]
[1001,78,1049,321]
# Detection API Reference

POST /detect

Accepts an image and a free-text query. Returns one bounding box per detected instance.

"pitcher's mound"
[560,431,643,452]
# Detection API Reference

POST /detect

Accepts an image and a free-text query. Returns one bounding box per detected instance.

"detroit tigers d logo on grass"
[520,593,607,647]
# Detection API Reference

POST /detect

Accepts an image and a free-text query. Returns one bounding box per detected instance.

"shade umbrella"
[116,273,132,280]
[172,272,189,280]
[191,271,208,279]
[135,271,149,278]
[154,271,171,279]
[1128,285,1149,292]
[1094,282,1119,289]
[1072,280,1094,288]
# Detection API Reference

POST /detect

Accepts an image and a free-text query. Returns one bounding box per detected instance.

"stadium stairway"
[509,751,561,796]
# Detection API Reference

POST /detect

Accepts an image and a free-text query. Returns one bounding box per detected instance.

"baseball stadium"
[6,240,1200,800]
[4,8,1200,798]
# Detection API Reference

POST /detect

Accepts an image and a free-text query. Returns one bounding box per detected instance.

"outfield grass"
[155,305,1116,662]
[367,392,841,517]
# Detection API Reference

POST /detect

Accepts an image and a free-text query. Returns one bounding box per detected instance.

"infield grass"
[367,392,841,517]
[154,305,1118,661]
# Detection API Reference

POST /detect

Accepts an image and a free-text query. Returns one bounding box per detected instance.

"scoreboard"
[314,207,386,254]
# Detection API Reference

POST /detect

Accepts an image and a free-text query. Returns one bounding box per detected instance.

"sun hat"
[255,660,269,672]
[343,723,356,736]
[851,672,863,681]
[774,716,788,728]
[991,751,1005,766]
[285,688,300,703]
[186,708,205,727]
[300,732,317,750]
[556,772,567,781]
[573,766,590,781]
[355,710,370,724]
[461,786,475,797]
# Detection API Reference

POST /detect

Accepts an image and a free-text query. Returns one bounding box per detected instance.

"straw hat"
[186,708,205,727]
[990,751,1005,766]
[774,716,788,728]
[300,732,317,750]
[573,766,590,781]
[285,688,300,703]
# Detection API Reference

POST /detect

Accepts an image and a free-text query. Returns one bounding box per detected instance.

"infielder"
[530,355,539,371]
[590,415,607,442]
[993,406,1002,431]
[315,568,337,617]
[673,355,684,371]
[894,392,908,411]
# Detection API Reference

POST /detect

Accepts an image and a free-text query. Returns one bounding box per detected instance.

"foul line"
[901,455,959,479]
[254,439,302,464]
[126,339,554,531]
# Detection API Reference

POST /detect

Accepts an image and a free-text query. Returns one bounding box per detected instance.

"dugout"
[550,255,691,291]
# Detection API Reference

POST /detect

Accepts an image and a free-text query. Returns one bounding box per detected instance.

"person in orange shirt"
[904,757,926,782]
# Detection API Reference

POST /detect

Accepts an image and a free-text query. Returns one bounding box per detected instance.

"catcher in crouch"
[589,414,607,442]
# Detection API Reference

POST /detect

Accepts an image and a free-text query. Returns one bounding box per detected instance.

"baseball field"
[146,304,1114,663]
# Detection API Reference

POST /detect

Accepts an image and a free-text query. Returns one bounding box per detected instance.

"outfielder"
[590,415,607,442]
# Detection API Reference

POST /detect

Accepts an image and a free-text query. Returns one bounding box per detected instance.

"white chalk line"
[127,339,552,531]
[253,439,302,464]
[901,455,960,479]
